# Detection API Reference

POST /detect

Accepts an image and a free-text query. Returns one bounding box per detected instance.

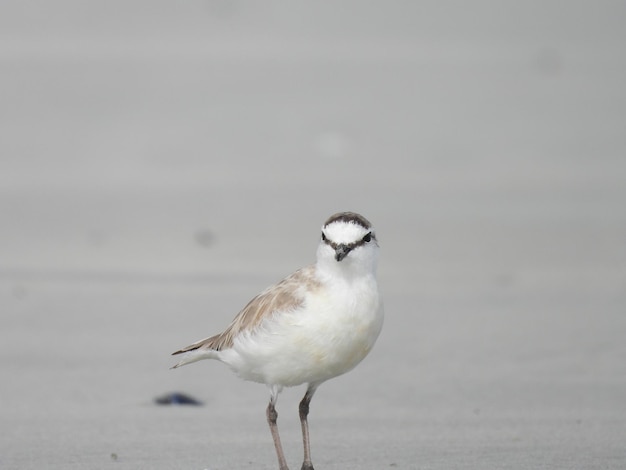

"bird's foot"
[301,463,314,470]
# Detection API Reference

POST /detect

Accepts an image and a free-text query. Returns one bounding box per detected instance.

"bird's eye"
[321,232,327,241]
[362,232,372,243]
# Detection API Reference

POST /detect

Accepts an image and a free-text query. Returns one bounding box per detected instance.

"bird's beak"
[334,244,351,262]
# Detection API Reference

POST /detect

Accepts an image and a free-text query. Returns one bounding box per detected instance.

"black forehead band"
[323,212,372,230]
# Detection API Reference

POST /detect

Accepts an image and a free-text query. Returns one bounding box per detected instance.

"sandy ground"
[1,1,626,469]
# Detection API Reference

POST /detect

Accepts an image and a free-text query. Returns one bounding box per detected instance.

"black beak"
[334,244,351,262]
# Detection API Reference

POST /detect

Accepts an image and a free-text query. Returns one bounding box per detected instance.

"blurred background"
[1,1,625,469]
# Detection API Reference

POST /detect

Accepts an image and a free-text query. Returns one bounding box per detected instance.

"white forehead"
[322,220,370,244]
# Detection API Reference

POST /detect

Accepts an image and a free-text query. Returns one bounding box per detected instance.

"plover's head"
[316,212,379,273]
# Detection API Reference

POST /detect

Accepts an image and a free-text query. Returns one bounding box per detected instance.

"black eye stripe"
[321,232,335,249]
[321,231,374,250]
[352,232,372,248]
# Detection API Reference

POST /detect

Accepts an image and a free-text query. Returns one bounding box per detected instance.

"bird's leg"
[299,385,317,470]
[267,392,289,470]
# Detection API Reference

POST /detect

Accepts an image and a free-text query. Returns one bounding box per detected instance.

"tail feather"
[171,334,221,369]
[170,349,217,369]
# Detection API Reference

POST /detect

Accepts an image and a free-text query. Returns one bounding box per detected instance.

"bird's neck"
[315,258,377,285]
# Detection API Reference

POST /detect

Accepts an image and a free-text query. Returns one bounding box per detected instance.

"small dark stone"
[154,392,203,406]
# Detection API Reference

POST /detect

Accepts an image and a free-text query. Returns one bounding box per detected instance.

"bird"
[171,211,384,470]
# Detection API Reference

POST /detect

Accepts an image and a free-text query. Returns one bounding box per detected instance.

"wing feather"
[172,266,318,355]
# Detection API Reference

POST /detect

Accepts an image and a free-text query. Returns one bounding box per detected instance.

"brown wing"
[172,266,318,354]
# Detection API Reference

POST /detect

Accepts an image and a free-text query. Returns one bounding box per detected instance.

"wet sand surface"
[1,2,625,469]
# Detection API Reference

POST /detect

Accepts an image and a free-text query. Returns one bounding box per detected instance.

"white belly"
[219,279,384,387]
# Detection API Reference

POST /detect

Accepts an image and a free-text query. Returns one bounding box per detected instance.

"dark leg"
[299,385,317,470]
[267,392,289,470]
